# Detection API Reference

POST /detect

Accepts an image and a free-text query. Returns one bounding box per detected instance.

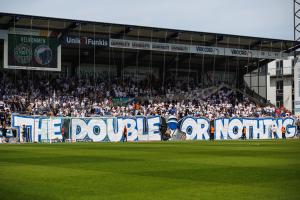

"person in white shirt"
[271,124,278,139]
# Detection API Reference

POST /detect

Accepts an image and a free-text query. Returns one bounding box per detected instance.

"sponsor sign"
[62,35,108,47]
[110,39,290,59]
[191,45,223,55]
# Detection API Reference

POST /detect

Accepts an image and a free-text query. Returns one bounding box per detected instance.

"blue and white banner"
[71,117,160,142]
[11,115,297,142]
[12,115,62,142]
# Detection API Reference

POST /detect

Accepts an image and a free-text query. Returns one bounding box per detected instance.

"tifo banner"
[110,39,290,59]
[11,115,297,142]
[12,116,62,142]
[71,117,161,142]
[6,34,61,71]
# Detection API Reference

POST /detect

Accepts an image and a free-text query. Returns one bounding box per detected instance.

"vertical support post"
[294,0,300,114]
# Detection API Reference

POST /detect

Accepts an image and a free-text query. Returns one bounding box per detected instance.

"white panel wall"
[295,59,300,115]
[268,60,277,76]
[267,56,295,112]
[283,59,293,75]
[283,77,292,111]
[268,58,293,76]
[267,78,276,105]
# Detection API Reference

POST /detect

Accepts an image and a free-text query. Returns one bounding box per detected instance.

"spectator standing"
[122,125,127,142]
[271,125,278,139]
[281,126,286,139]
[242,126,246,140]
[61,127,65,142]
[210,125,214,140]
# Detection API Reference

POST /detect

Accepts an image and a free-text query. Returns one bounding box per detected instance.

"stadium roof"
[0,12,299,73]
[0,12,298,52]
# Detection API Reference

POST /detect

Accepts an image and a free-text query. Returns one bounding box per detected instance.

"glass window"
[276,60,283,76]
[276,95,283,108]
[258,65,267,74]
[276,80,283,107]
[276,80,283,91]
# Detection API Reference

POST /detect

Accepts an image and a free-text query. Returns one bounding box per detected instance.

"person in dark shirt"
[242,126,247,140]
[281,126,286,139]
[122,126,127,142]
[160,117,167,141]
[61,127,65,142]
[210,126,214,140]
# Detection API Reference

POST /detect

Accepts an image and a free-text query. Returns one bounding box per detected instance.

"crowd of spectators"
[1,70,300,142]
[0,70,297,122]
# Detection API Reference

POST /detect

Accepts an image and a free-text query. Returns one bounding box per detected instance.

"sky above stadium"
[0,0,294,40]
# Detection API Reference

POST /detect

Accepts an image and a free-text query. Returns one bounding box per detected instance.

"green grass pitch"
[0,140,299,200]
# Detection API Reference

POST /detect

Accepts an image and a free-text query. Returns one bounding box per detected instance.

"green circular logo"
[14,44,32,64]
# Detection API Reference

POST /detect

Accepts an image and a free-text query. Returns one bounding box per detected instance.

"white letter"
[107,118,123,142]
[123,118,138,141]
[147,117,161,141]
[71,118,88,141]
[215,119,229,140]
[283,118,296,138]
[87,119,107,142]
[197,118,210,140]
[136,117,147,141]
[253,120,265,139]
[228,118,243,140]
[180,117,198,140]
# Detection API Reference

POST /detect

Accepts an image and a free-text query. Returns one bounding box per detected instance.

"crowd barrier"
[9,115,297,143]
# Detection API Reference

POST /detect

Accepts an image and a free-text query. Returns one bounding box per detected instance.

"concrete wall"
[267,77,276,106]
[267,56,294,112]
[294,59,300,115]
[283,77,293,111]
[268,59,293,76]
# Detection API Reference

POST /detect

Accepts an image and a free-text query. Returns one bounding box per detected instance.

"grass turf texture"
[0,140,299,200]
